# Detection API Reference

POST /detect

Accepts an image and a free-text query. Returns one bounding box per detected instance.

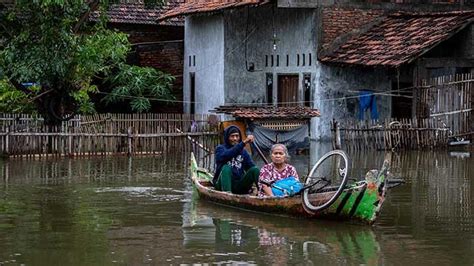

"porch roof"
[90,0,185,26]
[320,11,474,67]
[212,105,320,120]
[159,0,269,20]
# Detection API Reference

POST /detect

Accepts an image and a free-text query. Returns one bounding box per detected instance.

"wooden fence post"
[332,120,341,150]
[127,126,133,156]
[68,127,73,157]
[5,128,9,155]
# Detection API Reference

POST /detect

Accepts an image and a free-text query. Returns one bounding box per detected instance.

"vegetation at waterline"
[0,0,174,125]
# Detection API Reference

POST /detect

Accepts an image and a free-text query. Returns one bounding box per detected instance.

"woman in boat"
[258,144,300,197]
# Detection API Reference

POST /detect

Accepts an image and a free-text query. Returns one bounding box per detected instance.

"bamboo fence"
[0,113,221,159]
[336,73,473,150]
[334,118,450,150]
[416,73,473,138]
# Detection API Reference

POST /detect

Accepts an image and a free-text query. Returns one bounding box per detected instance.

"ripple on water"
[94,187,187,202]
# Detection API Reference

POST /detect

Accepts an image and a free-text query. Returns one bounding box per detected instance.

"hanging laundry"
[359,90,379,120]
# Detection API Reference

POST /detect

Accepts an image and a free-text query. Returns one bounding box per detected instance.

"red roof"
[320,11,474,67]
[321,7,385,51]
[213,105,320,120]
[159,0,269,20]
[91,0,185,26]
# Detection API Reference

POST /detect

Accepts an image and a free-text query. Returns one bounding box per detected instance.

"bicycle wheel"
[302,150,349,213]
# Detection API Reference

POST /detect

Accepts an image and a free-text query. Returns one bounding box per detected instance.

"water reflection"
[0,155,188,265]
[0,148,472,265]
[182,201,381,265]
[0,155,187,185]
[376,150,473,265]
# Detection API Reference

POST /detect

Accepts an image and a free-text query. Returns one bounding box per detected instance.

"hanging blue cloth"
[359,90,378,120]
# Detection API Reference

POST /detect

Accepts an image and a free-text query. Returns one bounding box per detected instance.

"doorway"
[190,72,195,114]
[391,81,413,119]
[278,74,299,106]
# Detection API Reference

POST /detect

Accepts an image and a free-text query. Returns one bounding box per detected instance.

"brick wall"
[321,7,384,51]
[110,23,184,113]
[136,41,184,113]
[110,23,184,43]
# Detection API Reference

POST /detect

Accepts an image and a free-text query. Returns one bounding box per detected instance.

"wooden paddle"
[251,140,269,164]
[176,127,210,153]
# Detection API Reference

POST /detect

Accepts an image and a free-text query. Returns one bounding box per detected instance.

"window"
[266,73,273,105]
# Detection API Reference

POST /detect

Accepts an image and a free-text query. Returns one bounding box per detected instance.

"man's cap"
[228,127,240,136]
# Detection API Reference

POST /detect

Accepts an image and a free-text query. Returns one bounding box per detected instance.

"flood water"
[0,143,472,265]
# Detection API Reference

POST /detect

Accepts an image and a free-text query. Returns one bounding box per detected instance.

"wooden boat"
[190,151,392,224]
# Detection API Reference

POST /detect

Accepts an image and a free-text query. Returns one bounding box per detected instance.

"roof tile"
[212,105,320,120]
[159,0,269,20]
[91,0,185,26]
[321,11,474,67]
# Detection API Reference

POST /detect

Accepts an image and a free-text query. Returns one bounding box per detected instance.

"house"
[319,8,474,122]
[160,0,473,140]
[91,0,186,113]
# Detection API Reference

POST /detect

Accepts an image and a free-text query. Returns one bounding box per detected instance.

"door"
[190,72,195,114]
[391,82,413,119]
[278,75,299,106]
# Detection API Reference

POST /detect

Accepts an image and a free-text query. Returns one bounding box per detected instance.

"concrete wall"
[312,65,392,140]
[223,5,392,139]
[183,5,393,140]
[183,15,225,114]
[223,6,318,104]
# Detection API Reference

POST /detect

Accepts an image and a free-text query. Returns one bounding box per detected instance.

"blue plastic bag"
[271,176,303,197]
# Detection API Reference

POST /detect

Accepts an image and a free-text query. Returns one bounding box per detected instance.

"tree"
[0,0,174,125]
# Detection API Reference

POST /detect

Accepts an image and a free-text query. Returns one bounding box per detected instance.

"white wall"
[223,6,318,104]
[183,15,225,114]
[311,64,392,140]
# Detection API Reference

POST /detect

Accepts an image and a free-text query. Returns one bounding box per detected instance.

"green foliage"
[0,79,36,113]
[105,65,175,113]
[0,0,172,120]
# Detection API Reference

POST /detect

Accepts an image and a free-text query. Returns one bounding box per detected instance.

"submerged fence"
[0,113,221,159]
[416,73,473,138]
[337,73,473,150]
[333,118,450,150]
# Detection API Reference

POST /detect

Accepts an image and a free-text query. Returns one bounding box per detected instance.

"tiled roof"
[91,0,185,26]
[321,7,384,51]
[159,0,269,20]
[213,105,320,120]
[320,11,474,67]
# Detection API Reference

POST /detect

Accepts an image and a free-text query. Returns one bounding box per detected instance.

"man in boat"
[213,125,259,194]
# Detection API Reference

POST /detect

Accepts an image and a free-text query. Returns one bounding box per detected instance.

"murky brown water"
[0,144,472,265]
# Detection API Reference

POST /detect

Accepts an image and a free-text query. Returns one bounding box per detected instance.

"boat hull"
[190,153,387,224]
